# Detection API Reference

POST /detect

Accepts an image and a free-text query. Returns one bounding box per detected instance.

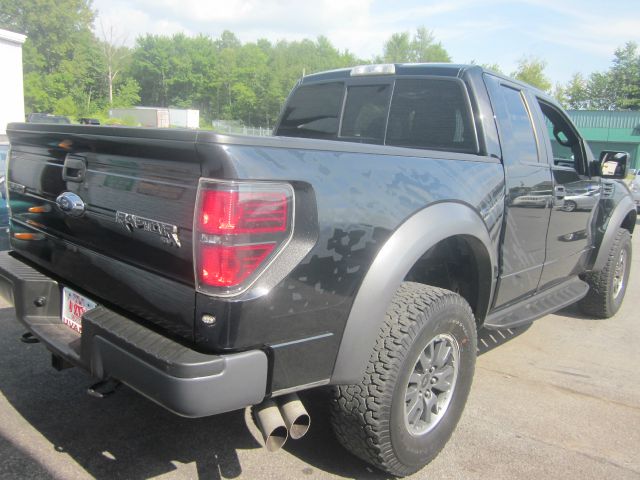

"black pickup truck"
[0,64,636,476]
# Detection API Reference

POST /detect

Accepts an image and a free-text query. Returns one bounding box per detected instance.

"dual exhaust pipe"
[253,393,310,451]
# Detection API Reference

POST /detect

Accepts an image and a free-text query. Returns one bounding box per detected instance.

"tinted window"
[340,84,391,143]
[386,79,476,153]
[276,82,344,138]
[489,82,539,165]
[0,146,7,163]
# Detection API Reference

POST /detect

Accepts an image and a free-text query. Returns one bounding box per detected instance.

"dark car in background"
[79,118,100,125]
[26,113,71,124]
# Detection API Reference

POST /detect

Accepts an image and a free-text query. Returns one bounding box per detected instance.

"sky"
[92,0,640,85]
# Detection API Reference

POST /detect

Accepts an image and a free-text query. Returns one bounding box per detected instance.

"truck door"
[528,96,600,288]
[484,75,552,308]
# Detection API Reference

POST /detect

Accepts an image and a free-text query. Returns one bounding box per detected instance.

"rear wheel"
[579,228,632,318]
[330,283,476,477]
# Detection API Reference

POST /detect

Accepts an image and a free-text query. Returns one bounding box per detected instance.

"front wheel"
[579,228,632,318]
[330,283,477,477]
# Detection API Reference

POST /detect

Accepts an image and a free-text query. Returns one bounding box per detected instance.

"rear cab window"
[276,76,478,155]
[386,78,476,153]
[277,82,344,139]
[340,84,391,144]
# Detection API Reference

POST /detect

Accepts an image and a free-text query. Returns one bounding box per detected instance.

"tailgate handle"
[62,155,87,183]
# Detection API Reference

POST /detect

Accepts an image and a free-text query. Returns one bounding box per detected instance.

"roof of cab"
[299,63,480,84]
[298,62,552,102]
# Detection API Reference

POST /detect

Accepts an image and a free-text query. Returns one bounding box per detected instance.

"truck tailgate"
[6,124,201,340]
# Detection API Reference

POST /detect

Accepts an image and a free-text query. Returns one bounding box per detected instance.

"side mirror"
[599,151,630,179]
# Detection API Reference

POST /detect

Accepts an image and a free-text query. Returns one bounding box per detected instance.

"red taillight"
[195,181,293,295]
[200,190,288,234]
[201,244,275,287]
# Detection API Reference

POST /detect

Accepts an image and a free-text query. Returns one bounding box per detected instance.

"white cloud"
[93,1,192,43]
[107,0,374,34]
[518,0,640,58]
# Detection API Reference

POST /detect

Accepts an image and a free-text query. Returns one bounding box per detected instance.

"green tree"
[585,71,617,110]
[129,35,173,107]
[560,73,590,109]
[561,42,640,110]
[609,41,640,110]
[380,27,450,63]
[511,56,552,92]
[0,0,102,116]
[112,78,140,108]
[382,32,413,63]
[411,27,450,62]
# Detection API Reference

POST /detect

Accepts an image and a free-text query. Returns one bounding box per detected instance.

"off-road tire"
[330,283,477,477]
[579,228,632,318]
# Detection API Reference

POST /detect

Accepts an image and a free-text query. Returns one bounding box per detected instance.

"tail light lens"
[194,180,294,295]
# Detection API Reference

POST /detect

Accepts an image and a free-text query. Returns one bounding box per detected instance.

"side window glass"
[386,78,477,153]
[537,100,584,172]
[340,84,391,144]
[489,82,539,165]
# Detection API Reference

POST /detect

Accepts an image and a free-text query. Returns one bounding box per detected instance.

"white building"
[110,107,171,128]
[169,108,200,129]
[110,107,200,129]
[0,29,26,141]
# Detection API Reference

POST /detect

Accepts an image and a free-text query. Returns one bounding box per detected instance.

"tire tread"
[330,283,475,476]
[579,228,631,318]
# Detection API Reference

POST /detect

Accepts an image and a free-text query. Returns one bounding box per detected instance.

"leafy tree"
[0,0,101,116]
[553,73,590,109]
[129,34,173,107]
[382,32,413,63]
[112,78,140,108]
[0,0,95,73]
[380,27,450,63]
[558,42,640,111]
[609,41,640,110]
[585,71,617,110]
[511,56,552,92]
[411,27,450,62]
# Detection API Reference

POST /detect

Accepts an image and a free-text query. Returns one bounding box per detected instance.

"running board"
[484,277,589,330]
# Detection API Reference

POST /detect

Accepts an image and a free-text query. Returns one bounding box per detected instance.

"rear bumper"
[0,251,268,417]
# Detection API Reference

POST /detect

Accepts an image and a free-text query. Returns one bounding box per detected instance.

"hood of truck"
[6,124,201,341]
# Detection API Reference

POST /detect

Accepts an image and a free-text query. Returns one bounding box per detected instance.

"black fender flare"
[592,195,636,271]
[330,202,497,384]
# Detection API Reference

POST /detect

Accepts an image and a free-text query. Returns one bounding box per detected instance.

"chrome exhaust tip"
[278,393,310,440]
[253,399,289,452]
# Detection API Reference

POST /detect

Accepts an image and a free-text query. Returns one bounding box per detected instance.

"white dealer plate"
[62,287,97,334]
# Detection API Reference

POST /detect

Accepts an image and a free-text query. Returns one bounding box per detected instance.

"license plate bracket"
[62,287,97,334]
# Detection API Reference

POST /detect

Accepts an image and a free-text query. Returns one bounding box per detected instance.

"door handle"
[62,155,87,183]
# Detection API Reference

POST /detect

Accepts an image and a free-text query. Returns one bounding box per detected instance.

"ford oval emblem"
[56,192,85,217]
